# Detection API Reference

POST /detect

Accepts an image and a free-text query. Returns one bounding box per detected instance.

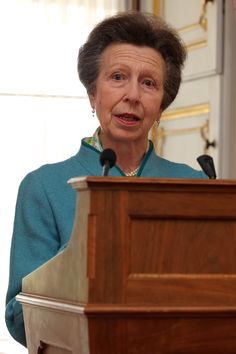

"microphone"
[196,154,217,179]
[100,148,117,176]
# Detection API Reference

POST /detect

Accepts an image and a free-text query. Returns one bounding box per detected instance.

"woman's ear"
[88,93,96,109]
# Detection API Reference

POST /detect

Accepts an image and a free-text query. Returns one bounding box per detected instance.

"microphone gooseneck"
[197,154,217,179]
[100,148,117,176]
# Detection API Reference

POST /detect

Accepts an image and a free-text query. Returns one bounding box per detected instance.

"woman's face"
[89,43,165,146]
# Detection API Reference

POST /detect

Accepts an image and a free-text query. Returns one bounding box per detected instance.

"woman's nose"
[123,80,141,103]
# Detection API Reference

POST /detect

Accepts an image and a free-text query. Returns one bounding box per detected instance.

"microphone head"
[100,148,116,169]
[197,154,217,179]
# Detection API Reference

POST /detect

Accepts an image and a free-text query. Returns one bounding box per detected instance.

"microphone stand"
[103,161,110,176]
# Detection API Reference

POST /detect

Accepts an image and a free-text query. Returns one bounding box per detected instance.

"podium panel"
[17,177,236,353]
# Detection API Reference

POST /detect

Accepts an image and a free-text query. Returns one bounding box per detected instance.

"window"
[0,1,125,352]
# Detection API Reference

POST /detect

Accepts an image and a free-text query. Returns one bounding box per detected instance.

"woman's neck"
[100,133,148,174]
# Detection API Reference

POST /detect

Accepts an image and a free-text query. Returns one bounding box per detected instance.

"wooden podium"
[17,177,236,354]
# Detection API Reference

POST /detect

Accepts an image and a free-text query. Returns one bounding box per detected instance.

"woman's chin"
[105,131,146,145]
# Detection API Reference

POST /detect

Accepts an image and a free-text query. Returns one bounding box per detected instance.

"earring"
[156,119,160,127]
[92,108,95,118]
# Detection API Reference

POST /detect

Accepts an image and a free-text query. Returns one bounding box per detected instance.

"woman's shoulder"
[160,156,206,178]
[18,153,83,198]
[24,154,77,181]
[144,148,207,179]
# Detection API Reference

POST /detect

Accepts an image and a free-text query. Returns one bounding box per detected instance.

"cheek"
[95,97,112,122]
[98,93,119,113]
[145,101,160,116]
[94,96,103,112]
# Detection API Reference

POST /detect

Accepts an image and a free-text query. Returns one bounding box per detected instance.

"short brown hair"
[78,11,186,111]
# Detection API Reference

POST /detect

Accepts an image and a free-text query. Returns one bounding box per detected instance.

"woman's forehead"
[100,43,165,71]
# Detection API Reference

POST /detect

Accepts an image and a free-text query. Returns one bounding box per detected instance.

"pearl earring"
[92,108,95,118]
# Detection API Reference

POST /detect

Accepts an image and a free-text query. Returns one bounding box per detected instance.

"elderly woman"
[5,11,206,348]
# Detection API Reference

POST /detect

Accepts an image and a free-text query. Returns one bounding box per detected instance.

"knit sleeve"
[5,170,61,346]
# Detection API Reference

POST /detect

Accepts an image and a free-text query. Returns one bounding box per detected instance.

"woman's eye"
[143,79,155,87]
[112,73,123,81]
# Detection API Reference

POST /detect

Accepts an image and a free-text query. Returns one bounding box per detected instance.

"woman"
[5,11,206,347]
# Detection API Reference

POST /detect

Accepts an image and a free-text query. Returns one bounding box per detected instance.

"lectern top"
[68,176,236,192]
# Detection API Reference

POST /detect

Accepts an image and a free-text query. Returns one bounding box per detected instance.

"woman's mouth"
[114,113,141,125]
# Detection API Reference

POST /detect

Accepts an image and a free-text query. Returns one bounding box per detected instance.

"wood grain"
[17,177,236,353]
